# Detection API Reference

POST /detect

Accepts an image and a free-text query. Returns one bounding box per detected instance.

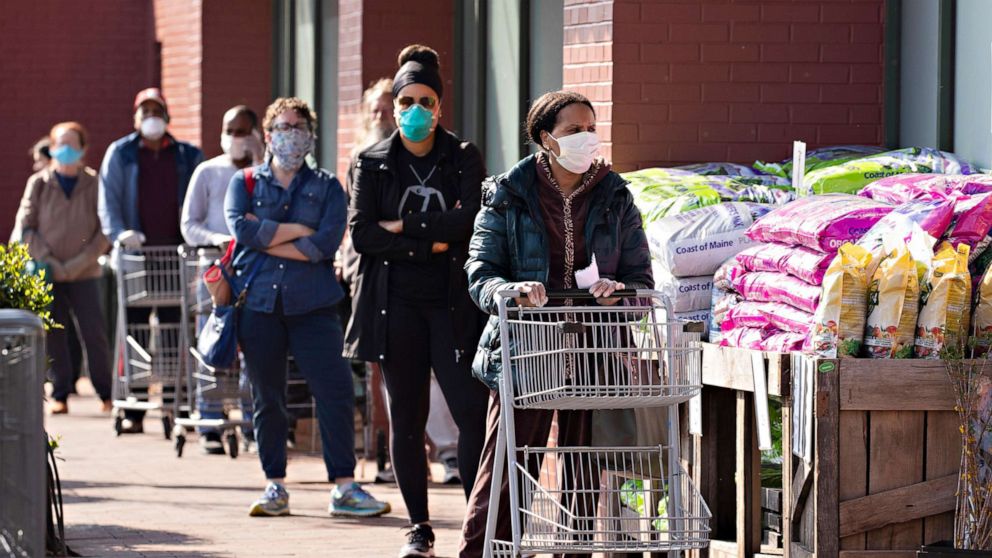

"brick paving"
[46,382,469,558]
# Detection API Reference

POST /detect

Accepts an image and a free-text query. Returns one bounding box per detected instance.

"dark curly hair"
[525,91,595,147]
[263,97,318,133]
[397,44,440,70]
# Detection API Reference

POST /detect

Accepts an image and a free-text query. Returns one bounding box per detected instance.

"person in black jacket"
[345,44,489,558]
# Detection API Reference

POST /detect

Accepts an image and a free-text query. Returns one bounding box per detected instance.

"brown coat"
[13,167,110,282]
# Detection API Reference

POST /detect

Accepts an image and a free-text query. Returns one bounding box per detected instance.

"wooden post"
[813,360,841,558]
[782,379,793,558]
[737,392,762,558]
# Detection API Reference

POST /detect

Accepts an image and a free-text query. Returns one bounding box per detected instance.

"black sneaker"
[399,524,435,558]
[200,432,226,455]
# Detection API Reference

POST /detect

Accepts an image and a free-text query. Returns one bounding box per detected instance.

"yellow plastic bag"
[973,267,992,357]
[863,245,920,358]
[808,243,872,358]
[915,243,971,358]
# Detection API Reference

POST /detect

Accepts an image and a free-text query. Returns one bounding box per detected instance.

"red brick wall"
[201,0,273,158]
[336,0,455,178]
[563,0,885,172]
[154,0,203,148]
[0,1,157,235]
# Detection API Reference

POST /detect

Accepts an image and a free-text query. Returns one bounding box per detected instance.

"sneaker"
[375,467,396,484]
[441,457,460,485]
[119,418,144,434]
[249,482,290,517]
[399,524,435,558]
[200,432,226,455]
[329,482,391,518]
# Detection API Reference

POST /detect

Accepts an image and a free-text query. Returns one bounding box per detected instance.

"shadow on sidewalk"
[67,523,225,557]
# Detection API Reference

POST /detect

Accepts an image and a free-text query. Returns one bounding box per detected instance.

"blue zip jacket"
[98,132,203,242]
[465,155,653,390]
[224,162,347,315]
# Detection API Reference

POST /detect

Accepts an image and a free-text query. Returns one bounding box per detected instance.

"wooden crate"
[784,355,960,558]
[692,343,791,558]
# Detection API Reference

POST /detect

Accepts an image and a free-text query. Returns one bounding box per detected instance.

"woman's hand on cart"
[589,278,625,306]
[513,281,548,307]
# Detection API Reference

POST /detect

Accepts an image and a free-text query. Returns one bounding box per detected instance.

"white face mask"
[140,116,167,141]
[221,134,249,160]
[547,131,600,174]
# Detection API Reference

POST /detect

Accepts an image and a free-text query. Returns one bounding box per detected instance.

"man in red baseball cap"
[98,87,203,434]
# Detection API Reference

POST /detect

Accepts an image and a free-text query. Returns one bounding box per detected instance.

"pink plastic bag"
[747,194,893,253]
[732,271,823,314]
[762,331,806,353]
[858,174,950,204]
[724,301,813,334]
[735,243,834,285]
[949,193,992,249]
[719,325,805,353]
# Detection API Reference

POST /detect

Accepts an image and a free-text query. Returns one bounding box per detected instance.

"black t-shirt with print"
[389,142,453,305]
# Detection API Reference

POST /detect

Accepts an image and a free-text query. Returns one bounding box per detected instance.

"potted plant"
[0,242,70,555]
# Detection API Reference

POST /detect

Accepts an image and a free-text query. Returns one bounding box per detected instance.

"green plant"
[0,242,57,329]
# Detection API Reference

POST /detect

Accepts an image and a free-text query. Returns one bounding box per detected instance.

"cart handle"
[497,288,649,300]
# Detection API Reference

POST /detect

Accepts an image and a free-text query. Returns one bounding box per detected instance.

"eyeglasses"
[396,96,438,110]
[270,122,309,133]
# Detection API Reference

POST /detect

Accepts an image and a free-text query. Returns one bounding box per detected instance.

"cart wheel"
[114,415,123,437]
[162,415,173,440]
[227,432,239,459]
[175,433,186,458]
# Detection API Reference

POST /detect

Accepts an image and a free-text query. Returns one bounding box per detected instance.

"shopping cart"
[173,245,253,458]
[111,245,185,438]
[485,289,710,557]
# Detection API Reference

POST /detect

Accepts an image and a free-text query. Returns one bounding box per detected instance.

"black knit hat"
[391,45,443,99]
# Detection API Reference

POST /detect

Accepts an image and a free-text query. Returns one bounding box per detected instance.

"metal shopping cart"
[485,289,710,557]
[111,245,185,438]
[172,245,253,458]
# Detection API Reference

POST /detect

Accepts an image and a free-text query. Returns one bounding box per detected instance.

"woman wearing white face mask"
[459,91,653,557]
[14,122,113,415]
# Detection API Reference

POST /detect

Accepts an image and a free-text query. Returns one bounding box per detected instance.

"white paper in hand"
[575,254,600,289]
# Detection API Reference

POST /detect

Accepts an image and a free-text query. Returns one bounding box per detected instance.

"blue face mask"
[51,145,83,166]
[398,105,434,142]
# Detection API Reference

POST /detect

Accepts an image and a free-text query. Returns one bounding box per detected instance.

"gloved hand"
[118,230,146,249]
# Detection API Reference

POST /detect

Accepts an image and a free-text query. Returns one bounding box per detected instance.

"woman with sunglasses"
[347,44,489,558]
[458,90,653,557]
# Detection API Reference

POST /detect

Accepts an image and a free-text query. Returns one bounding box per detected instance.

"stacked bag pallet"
[720,146,992,358]
[624,163,792,334]
[624,144,992,357]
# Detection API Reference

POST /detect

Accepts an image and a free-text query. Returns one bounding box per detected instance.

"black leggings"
[381,300,488,525]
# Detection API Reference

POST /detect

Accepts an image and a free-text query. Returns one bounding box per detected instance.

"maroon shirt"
[137,141,182,245]
[535,153,611,290]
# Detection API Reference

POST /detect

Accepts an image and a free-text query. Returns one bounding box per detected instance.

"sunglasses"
[396,96,438,110]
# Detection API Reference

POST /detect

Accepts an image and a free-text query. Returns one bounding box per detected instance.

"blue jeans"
[238,300,356,481]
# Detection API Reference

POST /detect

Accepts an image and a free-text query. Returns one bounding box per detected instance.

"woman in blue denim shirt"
[224,97,390,519]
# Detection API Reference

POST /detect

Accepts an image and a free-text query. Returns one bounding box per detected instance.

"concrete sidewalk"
[46,383,469,557]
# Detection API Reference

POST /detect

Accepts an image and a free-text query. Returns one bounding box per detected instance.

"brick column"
[336,0,455,178]
[154,0,272,156]
[562,0,885,172]
[154,0,203,147]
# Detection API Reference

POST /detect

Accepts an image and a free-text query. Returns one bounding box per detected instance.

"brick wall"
[0,0,157,235]
[563,0,885,172]
[336,0,455,178]
[201,0,272,158]
[154,0,203,148]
